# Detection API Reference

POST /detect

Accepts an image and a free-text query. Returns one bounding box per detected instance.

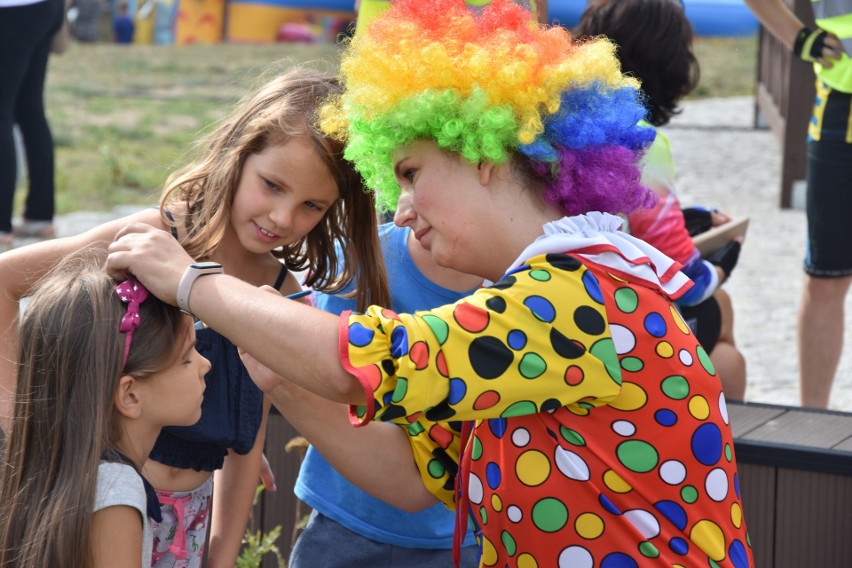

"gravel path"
[40,95,852,412]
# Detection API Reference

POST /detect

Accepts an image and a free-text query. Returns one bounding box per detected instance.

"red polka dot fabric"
[342,252,752,567]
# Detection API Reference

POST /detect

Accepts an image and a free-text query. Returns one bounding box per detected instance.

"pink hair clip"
[115,277,150,371]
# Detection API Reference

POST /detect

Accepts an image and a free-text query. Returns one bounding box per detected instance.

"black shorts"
[804,85,852,277]
[679,296,721,354]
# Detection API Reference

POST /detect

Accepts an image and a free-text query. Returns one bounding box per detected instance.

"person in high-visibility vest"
[744,0,851,409]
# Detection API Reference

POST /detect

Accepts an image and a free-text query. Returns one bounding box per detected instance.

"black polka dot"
[574,305,606,335]
[546,254,582,271]
[433,447,460,478]
[486,295,507,313]
[490,275,517,291]
[425,401,456,421]
[541,398,563,413]
[469,336,514,379]
[381,359,396,376]
[550,328,586,359]
[380,404,407,421]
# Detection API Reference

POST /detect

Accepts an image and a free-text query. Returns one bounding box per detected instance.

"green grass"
[37,35,757,216]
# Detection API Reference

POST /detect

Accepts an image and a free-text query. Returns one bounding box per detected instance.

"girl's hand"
[106,223,194,306]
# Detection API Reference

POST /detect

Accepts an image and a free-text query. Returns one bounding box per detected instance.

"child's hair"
[161,66,389,310]
[575,0,700,127]
[0,251,185,568]
[321,0,656,217]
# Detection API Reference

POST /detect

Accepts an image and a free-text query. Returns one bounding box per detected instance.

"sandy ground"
[39,95,852,412]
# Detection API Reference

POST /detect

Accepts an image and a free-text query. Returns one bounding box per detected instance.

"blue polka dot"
[654,409,678,427]
[730,539,749,568]
[644,312,667,337]
[669,537,689,555]
[601,552,638,568]
[691,423,723,466]
[599,494,622,515]
[390,326,409,358]
[734,472,741,499]
[349,322,375,347]
[448,378,467,405]
[654,500,687,530]
[507,329,527,350]
[524,296,556,323]
[488,417,507,439]
[582,270,604,304]
[485,462,501,490]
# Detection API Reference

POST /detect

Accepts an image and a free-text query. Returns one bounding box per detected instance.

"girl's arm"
[0,209,165,433]
[91,505,144,568]
[242,351,437,512]
[206,398,272,568]
[107,224,363,404]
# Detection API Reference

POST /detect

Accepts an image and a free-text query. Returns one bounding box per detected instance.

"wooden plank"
[774,469,852,567]
[727,400,788,437]
[737,462,776,567]
[739,409,852,449]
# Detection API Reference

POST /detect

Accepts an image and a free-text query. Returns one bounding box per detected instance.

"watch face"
[192,262,223,269]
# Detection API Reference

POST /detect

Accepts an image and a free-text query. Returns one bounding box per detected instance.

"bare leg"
[798,274,852,408]
[710,289,746,400]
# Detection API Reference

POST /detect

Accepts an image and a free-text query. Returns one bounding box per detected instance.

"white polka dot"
[705,468,729,502]
[558,546,594,568]
[507,505,523,523]
[659,460,687,485]
[624,508,660,539]
[555,447,590,481]
[512,428,531,447]
[611,420,636,437]
[678,349,694,366]
[467,473,483,505]
[609,324,636,354]
[718,392,729,425]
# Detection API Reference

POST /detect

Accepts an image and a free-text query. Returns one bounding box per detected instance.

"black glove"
[682,207,713,237]
[705,240,741,282]
[793,27,829,63]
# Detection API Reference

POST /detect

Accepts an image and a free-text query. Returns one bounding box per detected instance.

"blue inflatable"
[548,0,759,37]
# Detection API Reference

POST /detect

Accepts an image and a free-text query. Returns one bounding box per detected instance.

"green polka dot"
[709,561,721,568]
[725,444,732,461]
[422,314,449,344]
[578,401,595,409]
[479,506,488,525]
[616,440,659,473]
[531,498,569,533]
[427,459,446,479]
[697,345,715,374]
[614,287,639,313]
[502,400,538,417]
[559,426,586,446]
[529,269,551,282]
[519,353,547,379]
[590,338,622,384]
[407,422,424,436]
[621,357,644,372]
[354,405,367,418]
[471,435,483,460]
[391,378,409,403]
[661,375,690,400]
[501,531,517,556]
[681,485,698,503]
[639,542,659,558]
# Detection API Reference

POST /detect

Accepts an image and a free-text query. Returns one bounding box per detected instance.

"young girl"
[0,253,208,567]
[108,1,754,566]
[0,67,389,566]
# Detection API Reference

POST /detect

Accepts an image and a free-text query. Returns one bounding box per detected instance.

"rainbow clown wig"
[321,0,656,216]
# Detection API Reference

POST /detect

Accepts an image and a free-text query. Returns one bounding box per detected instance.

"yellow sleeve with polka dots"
[340,254,624,427]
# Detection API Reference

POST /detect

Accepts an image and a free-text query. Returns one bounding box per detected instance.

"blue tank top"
[148,210,287,471]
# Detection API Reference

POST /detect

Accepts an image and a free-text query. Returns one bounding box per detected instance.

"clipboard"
[692,216,749,257]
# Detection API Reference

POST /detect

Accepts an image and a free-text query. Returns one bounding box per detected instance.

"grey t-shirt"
[94,462,152,565]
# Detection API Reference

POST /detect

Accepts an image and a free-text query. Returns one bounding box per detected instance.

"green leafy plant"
[236,485,286,568]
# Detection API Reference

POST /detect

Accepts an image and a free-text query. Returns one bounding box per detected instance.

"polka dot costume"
[340,215,753,567]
